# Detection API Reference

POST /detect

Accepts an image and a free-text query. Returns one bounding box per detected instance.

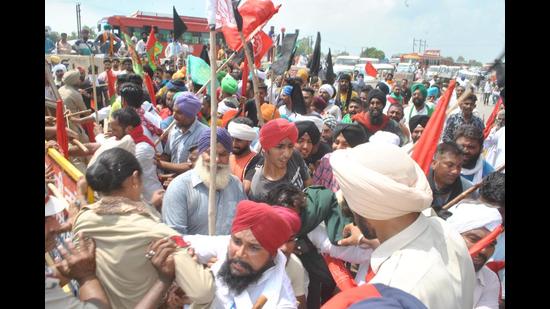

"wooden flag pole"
[154,51,238,147]
[89,54,99,124]
[239,32,264,126]
[442,164,505,210]
[207,28,218,236]
[45,60,73,143]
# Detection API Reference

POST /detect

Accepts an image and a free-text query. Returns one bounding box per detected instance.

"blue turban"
[166,79,188,92]
[427,87,439,98]
[174,91,202,118]
[197,127,233,154]
[282,85,293,96]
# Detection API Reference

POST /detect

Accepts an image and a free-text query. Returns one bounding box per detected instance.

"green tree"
[336,51,349,56]
[468,59,483,67]
[456,56,466,63]
[295,37,313,56]
[444,56,454,64]
[360,47,385,60]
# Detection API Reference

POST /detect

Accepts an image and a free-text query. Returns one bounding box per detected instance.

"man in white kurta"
[447,200,503,309]
[329,143,476,309]
[184,200,298,309]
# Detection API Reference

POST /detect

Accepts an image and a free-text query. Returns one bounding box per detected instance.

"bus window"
[159,30,171,42]
[200,32,209,45]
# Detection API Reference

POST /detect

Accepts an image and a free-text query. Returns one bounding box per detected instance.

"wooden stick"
[442,164,505,210]
[66,109,92,118]
[90,54,99,124]
[153,52,238,147]
[239,32,264,126]
[71,139,89,153]
[252,295,268,309]
[207,28,218,236]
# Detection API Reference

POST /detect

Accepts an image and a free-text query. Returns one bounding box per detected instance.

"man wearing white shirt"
[183,200,297,308]
[136,32,147,56]
[329,142,475,309]
[110,107,163,202]
[447,201,503,309]
[165,38,183,60]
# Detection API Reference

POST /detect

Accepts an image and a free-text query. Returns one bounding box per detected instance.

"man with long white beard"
[162,127,247,235]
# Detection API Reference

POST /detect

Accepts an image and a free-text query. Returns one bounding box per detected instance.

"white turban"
[294,114,324,132]
[330,143,433,220]
[52,64,67,74]
[446,200,502,234]
[87,135,136,168]
[369,131,400,146]
[228,121,258,142]
[320,84,335,98]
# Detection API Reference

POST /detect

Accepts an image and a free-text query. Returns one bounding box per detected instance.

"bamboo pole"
[66,109,92,118]
[154,51,237,147]
[89,54,99,124]
[207,29,218,236]
[239,32,264,126]
[442,164,505,210]
[252,295,268,309]
[71,139,89,153]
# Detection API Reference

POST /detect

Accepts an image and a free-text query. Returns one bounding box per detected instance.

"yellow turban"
[49,55,61,65]
[330,143,433,220]
[172,67,186,80]
[297,68,309,84]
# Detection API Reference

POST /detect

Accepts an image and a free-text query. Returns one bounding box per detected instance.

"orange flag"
[483,97,503,139]
[56,100,69,158]
[411,80,457,175]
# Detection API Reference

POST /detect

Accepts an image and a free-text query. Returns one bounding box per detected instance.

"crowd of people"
[45,27,506,308]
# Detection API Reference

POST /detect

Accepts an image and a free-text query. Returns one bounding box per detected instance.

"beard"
[413,97,424,107]
[195,156,232,190]
[354,213,377,240]
[217,254,271,295]
[368,107,383,125]
[232,145,251,157]
[473,252,488,272]
[463,152,481,169]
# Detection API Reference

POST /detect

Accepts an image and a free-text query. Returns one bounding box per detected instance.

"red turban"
[259,118,298,151]
[231,200,292,256]
[272,206,301,235]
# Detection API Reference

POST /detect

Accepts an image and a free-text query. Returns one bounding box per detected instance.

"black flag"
[200,44,210,65]
[271,32,298,76]
[308,32,321,77]
[325,48,336,84]
[232,1,243,32]
[173,7,188,39]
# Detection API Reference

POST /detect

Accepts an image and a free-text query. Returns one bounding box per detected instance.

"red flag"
[241,58,249,96]
[365,61,378,78]
[411,80,457,175]
[251,31,272,68]
[221,0,281,50]
[483,97,504,139]
[55,99,69,159]
[143,74,158,107]
[82,122,96,143]
[469,225,504,257]
[90,97,96,110]
[106,69,116,98]
[323,255,357,291]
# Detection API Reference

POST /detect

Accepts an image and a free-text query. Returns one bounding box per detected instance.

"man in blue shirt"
[73,29,95,55]
[162,128,247,235]
[45,29,55,54]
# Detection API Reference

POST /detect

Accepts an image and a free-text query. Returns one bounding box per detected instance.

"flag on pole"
[218,0,281,51]
[411,80,457,175]
[122,32,144,77]
[483,97,504,139]
[325,48,336,84]
[241,58,249,97]
[308,32,321,76]
[145,28,163,71]
[106,69,116,98]
[271,32,298,75]
[365,61,378,78]
[56,99,69,159]
[143,74,158,107]
[251,30,273,68]
[173,7,188,39]
[187,54,211,86]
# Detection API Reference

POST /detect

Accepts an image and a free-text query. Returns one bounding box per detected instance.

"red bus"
[97,11,225,57]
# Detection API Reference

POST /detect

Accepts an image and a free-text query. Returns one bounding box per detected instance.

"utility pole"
[413,38,417,53]
[76,3,81,39]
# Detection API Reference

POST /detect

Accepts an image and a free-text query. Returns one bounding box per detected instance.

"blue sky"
[45,0,504,63]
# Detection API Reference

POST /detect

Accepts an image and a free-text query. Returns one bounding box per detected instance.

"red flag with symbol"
[411,80,457,175]
[251,30,272,68]
[365,61,378,78]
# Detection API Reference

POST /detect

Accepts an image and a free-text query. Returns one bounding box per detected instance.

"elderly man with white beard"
[162,127,247,235]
